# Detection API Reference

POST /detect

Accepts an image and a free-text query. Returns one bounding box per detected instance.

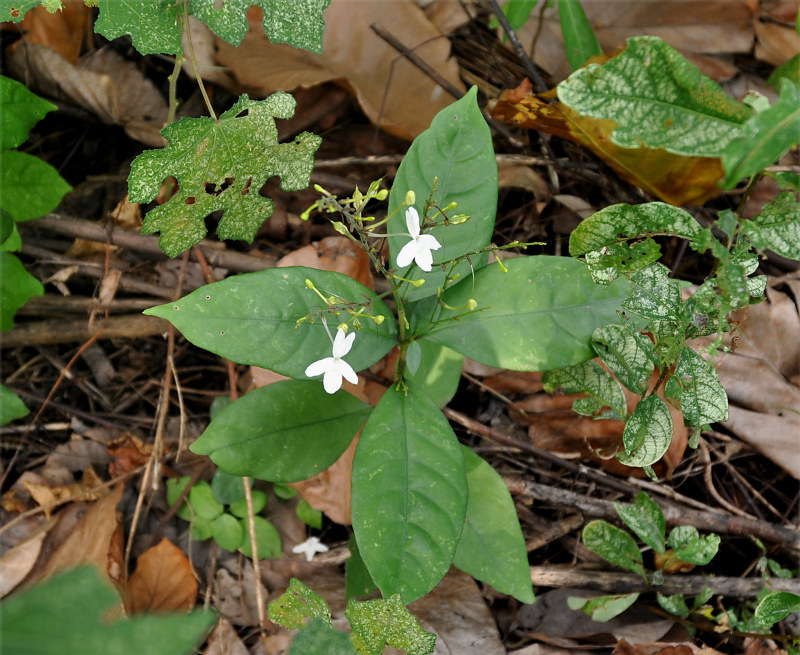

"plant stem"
[181,0,217,120]
[166,53,183,126]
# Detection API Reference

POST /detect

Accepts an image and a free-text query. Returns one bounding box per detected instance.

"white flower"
[292,536,329,562]
[396,207,442,272]
[305,328,358,394]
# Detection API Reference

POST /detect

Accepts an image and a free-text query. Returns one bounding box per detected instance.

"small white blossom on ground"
[396,207,442,272]
[304,327,358,394]
[292,536,329,562]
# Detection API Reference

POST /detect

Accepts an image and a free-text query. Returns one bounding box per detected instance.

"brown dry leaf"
[214,559,268,627]
[215,0,465,141]
[6,43,167,147]
[125,537,198,613]
[6,0,90,63]
[203,617,248,655]
[66,194,142,259]
[513,0,753,83]
[32,484,124,587]
[0,528,48,598]
[278,236,374,290]
[489,80,725,206]
[754,1,800,65]
[23,465,106,517]
[498,164,549,195]
[614,639,724,655]
[107,433,153,477]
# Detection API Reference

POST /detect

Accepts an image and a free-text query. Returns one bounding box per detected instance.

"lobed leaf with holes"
[128,93,320,257]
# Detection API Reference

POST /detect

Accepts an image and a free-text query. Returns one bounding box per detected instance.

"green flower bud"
[405,190,416,206]
[467,298,478,311]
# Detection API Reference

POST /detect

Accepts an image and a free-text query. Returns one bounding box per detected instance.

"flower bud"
[376,189,389,201]
[467,298,478,311]
[374,314,385,325]
[404,190,416,206]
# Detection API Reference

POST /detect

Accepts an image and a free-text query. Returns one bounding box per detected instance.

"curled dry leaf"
[0,529,48,598]
[203,617,249,655]
[125,537,198,614]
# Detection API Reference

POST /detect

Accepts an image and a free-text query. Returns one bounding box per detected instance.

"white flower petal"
[322,367,343,394]
[305,357,332,378]
[405,207,420,238]
[415,246,434,272]
[339,360,358,386]
[333,329,355,358]
[418,233,442,251]
[396,240,418,269]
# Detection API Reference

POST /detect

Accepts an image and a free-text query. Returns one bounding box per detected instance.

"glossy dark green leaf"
[406,340,463,407]
[583,520,646,580]
[345,534,377,600]
[351,386,467,604]
[613,491,665,553]
[0,75,57,150]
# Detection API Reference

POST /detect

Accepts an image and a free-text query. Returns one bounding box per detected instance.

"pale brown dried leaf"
[125,537,198,614]
[204,617,249,655]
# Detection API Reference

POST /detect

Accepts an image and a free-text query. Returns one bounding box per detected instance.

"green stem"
[181,0,217,121]
[166,53,184,125]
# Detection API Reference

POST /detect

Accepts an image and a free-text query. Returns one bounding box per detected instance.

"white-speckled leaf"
[94,0,183,55]
[558,36,751,158]
[192,0,330,52]
[591,324,656,395]
[665,347,728,427]
[128,93,320,257]
[741,192,800,260]
[0,0,62,23]
[622,263,683,322]
[345,594,436,655]
[542,360,627,420]
[617,395,673,468]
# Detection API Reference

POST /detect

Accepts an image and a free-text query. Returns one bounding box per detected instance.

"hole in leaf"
[185,197,196,205]
[235,109,249,118]
[241,177,253,197]
[203,178,236,196]
[10,7,20,17]
[213,0,224,8]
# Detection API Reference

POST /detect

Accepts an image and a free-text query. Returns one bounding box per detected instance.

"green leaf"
[558,0,602,70]
[582,520,646,580]
[667,525,719,565]
[0,566,215,655]
[345,535,378,600]
[569,203,703,259]
[238,515,281,559]
[269,578,332,630]
[753,591,800,627]
[1,251,44,331]
[388,86,497,300]
[129,93,320,257]
[0,76,57,150]
[192,0,330,52]
[211,468,247,504]
[296,498,322,529]
[453,446,535,604]
[288,619,357,655]
[0,150,72,222]
[0,208,12,246]
[406,340,463,408]
[558,36,751,157]
[0,0,61,23]
[542,360,628,420]
[583,239,663,283]
[351,386,467,604]
[740,192,800,260]
[768,170,800,193]
[212,513,244,551]
[489,0,540,31]
[722,79,800,188]
[617,395,673,469]
[189,480,224,519]
[191,380,371,482]
[345,594,437,655]
[94,0,183,55]
[191,516,213,540]
[0,384,29,425]
[767,54,800,88]
[591,323,655,395]
[166,476,193,521]
[613,491,665,553]
[417,256,629,371]
[567,593,639,622]
[144,267,397,379]
[622,263,683,322]
[228,490,267,518]
[664,347,728,426]
[656,592,689,618]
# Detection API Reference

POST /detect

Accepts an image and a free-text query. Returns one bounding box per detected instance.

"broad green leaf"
[345,594,437,655]
[453,446,535,604]
[1,251,44,331]
[288,619,357,655]
[723,79,800,188]
[129,93,320,257]
[542,360,627,420]
[0,208,12,246]
[664,347,728,426]
[210,468,248,504]
[617,395,673,469]
[192,0,330,52]
[228,490,267,518]
[656,593,689,618]
[188,480,224,519]
[667,525,719,565]
[351,386,467,604]
[0,76,57,150]
[166,476,193,521]
[740,192,800,260]
[489,0,540,31]
[388,86,497,300]
[582,520,646,580]
[0,0,61,22]
[767,54,800,88]
[570,203,703,258]
[296,498,322,529]
[583,239,663,283]
[212,513,243,551]
[144,267,397,379]
[269,578,332,630]
[567,593,639,622]
[417,256,629,371]
[613,491,665,553]
[345,535,378,600]
[191,516,213,540]
[768,170,800,193]
[591,324,655,395]
[0,150,72,222]
[407,340,463,407]
[94,0,183,55]
[191,380,371,482]
[0,566,215,655]
[753,591,800,627]
[558,36,751,157]
[623,263,683,322]
[558,0,602,70]
[0,384,28,425]
[238,515,281,559]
